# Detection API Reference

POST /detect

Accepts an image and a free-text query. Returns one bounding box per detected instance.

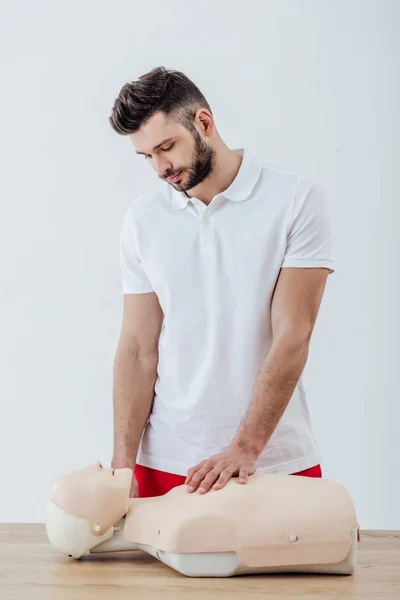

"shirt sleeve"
[119,206,154,294]
[281,179,335,273]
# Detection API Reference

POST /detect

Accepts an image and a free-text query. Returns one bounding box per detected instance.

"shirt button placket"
[202,214,213,251]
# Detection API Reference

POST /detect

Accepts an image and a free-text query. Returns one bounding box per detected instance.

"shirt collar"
[169,147,262,211]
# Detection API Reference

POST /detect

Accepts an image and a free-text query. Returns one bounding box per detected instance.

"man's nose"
[153,156,172,178]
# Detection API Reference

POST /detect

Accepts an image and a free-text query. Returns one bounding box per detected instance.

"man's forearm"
[231,335,310,457]
[112,342,158,467]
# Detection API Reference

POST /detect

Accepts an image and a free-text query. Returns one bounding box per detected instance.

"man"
[109,66,335,499]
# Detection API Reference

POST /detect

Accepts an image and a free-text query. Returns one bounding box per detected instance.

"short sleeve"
[281,180,335,273]
[119,206,154,294]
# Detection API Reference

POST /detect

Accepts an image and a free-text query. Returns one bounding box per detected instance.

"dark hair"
[109,66,213,135]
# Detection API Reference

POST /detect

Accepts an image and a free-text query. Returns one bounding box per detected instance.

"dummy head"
[46,462,132,558]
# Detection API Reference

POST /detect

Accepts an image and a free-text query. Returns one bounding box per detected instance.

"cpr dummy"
[46,462,359,578]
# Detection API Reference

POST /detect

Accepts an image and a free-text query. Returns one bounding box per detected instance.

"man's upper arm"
[120,206,155,295]
[117,204,164,354]
[281,180,335,273]
[271,267,330,344]
[272,178,335,343]
[119,292,164,357]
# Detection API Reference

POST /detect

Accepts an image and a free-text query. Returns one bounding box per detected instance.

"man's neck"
[185,148,243,206]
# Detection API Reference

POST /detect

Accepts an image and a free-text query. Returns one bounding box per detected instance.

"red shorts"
[134,463,322,498]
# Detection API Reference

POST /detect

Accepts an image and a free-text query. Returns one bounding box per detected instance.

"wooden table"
[1,525,399,599]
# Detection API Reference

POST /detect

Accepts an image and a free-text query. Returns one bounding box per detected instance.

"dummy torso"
[123,472,358,568]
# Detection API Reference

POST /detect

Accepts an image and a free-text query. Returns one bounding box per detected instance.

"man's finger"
[198,466,223,494]
[238,467,249,484]
[185,461,205,485]
[213,466,237,490]
[187,464,213,492]
[188,462,220,493]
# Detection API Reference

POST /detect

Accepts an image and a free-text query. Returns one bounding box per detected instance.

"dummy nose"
[84,462,103,471]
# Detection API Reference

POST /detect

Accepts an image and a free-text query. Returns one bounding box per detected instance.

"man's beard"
[170,129,215,193]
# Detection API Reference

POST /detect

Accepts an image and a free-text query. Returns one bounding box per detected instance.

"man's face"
[130,111,215,192]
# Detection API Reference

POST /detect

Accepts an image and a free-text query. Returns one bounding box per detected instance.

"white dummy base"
[90,526,358,578]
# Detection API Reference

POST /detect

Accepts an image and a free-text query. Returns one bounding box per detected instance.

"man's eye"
[144,144,174,160]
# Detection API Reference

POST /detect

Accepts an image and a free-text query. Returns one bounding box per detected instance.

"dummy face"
[46,462,132,558]
[131,110,216,193]
[51,462,132,496]
[50,462,132,528]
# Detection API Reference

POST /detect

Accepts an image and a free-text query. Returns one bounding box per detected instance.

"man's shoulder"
[253,158,315,207]
[125,182,169,219]
[257,159,309,191]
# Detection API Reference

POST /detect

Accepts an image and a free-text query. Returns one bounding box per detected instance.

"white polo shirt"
[120,147,335,476]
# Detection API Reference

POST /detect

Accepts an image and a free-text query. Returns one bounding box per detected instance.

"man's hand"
[128,475,139,499]
[185,446,258,494]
